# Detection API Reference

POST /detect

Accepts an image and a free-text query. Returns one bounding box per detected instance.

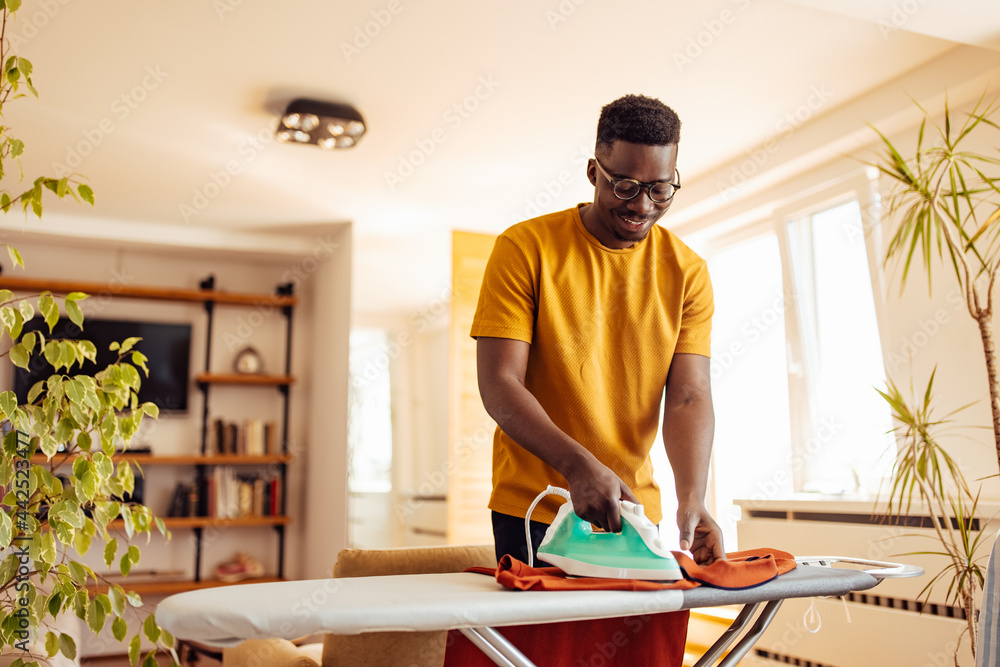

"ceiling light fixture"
[276,98,366,150]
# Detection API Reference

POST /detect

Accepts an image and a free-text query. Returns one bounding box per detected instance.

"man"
[472,94,724,567]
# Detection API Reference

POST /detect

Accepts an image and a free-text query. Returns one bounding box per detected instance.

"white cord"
[524,486,571,567]
[804,598,822,633]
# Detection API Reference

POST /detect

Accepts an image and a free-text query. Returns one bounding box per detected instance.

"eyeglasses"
[593,158,681,203]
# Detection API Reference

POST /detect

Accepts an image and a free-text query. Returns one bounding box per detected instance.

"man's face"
[584,141,679,249]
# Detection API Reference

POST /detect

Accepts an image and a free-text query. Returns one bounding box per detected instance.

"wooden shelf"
[31,453,292,466]
[0,275,297,307]
[110,516,290,529]
[87,576,284,596]
[196,372,295,386]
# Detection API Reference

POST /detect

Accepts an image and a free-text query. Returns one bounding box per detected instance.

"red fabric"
[445,549,796,666]
[444,610,690,667]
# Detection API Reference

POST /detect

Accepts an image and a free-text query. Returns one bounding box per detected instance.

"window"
[347,328,393,493]
[783,199,894,495]
[695,187,894,548]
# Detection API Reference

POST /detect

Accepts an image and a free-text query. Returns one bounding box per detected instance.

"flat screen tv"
[13,318,192,412]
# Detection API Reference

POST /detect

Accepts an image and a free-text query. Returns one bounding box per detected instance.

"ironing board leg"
[713,599,785,667]
[692,602,761,667]
[459,627,538,667]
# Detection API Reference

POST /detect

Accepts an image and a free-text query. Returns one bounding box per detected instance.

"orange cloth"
[470,205,714,525]
[446,550,795,666]
[470,548,796,592]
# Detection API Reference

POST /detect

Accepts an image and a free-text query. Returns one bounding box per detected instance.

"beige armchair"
[221,544,497,667]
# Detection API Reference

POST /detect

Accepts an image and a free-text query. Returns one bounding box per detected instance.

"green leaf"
[0,510,12,549]
[104,538,118,568]
[112,616,127,642]
[6,0,21,12]
[0,304,23,339]
[54,416,75,443]
[8,341,28,369]
[6,245,22,268]
[48,592,63,617]
[17,298,33,321]
[58,633,76,660]
[127,544,140,565]
[78,184,95,205]
[126,590,142,607]
[143,613,161,643]
[45,630,59,657]
[65,299,83,328]
[119,337,142,355]
[142,653,158,667]
[128,634,141,665]
[0,390,17,420]
[109,584,125,616]
[87,597,106,635]
[38,293,58,330]
[120,552,132,577]
[78,339,97,363]
[0,289,13,304]
[131,351,149,376]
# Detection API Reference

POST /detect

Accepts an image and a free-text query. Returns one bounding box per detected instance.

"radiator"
[734,498,995,667]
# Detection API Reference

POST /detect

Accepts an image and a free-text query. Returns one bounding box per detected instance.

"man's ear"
[586,158,597,187]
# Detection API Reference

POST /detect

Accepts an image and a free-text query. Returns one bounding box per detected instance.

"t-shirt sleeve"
[470,234,536,343]
[674,259,713,356]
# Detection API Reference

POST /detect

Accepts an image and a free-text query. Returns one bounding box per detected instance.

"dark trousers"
[491,511,554,568]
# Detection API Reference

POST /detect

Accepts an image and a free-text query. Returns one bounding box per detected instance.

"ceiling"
[4,0,1000,317]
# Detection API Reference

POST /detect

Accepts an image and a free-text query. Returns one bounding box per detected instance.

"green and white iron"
[527,486,683,581]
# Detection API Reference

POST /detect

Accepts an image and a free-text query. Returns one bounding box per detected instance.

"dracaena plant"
[0,3,179,666]
[871,93,1000,465]
[869,94,1000,664]
[876,371,988,662]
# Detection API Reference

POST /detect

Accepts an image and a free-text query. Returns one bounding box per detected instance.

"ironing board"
[156,556,921,667]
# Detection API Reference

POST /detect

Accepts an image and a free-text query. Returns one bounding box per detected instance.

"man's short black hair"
[595,94,681,158]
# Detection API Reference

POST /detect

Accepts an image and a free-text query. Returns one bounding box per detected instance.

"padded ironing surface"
[156,566,879,648]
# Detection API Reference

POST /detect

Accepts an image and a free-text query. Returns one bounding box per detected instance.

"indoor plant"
[870,93,1000,664]
[0,2,179,665]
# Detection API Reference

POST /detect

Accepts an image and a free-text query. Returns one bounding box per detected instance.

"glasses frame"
[593,158,681,203]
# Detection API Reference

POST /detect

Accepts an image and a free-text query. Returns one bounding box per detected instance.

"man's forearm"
[662,394,715,504]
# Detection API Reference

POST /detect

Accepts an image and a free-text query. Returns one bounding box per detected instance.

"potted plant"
[869,93,1000,664]
[0,3,178,665]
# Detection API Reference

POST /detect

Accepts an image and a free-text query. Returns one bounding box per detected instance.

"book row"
[211,418,280,456]
[167,467,283,519]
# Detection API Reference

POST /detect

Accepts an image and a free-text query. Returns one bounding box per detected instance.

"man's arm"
[476,336,638,532]
[662,353,725,565]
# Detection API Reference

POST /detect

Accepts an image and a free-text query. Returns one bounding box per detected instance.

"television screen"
[13,318,192,412]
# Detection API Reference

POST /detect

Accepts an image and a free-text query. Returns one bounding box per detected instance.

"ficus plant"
[0,3,179,666]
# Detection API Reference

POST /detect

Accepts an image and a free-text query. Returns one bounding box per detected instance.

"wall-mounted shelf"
[33,454,293,466]
[87,576,285,596]
[109,516,291,529]
[0,275,297,307]
[196,373,295,386]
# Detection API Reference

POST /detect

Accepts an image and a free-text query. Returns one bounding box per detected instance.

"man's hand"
[677,501,725,565]
[564,457,638,533]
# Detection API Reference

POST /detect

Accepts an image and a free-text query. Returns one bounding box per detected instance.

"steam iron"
[527,486,683,581]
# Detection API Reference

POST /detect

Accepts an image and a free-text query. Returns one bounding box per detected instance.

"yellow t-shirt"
[470,205,713,524]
